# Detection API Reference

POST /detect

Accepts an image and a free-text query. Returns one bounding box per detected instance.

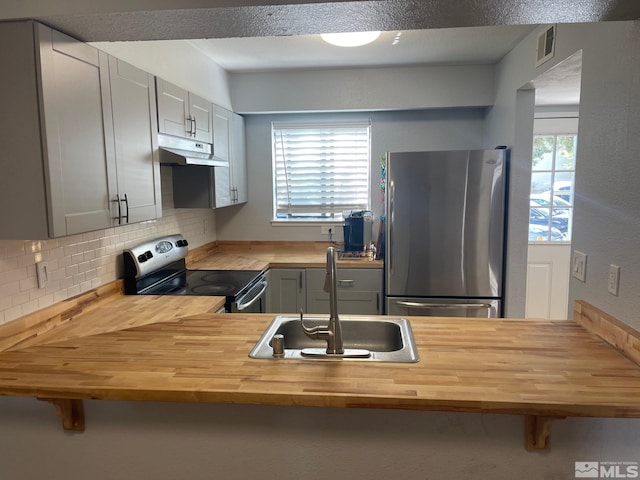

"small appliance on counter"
[341,210,375,258]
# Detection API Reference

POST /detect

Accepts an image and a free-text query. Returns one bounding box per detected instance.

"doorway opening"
[524,51,582,320]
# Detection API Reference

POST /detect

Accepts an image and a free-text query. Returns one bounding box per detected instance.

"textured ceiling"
[4,0,640,42]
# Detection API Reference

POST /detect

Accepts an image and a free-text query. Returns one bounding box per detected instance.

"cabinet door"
[307,290,381,315]
[230,112,248,204]
[213,105,231,163]
[156,78,190,138]
[107,56,161,224]
[189,93,213,143]
[267,269,306,314]
[213,105,232,207]
[213,164,232,208]
[38,24,114,237]
[306,268,383,315]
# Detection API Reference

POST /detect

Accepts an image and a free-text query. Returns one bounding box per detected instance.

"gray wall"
[1,397,639,480]
[231,65,494,113]
[485,20,640,328]
[215,108,487,241]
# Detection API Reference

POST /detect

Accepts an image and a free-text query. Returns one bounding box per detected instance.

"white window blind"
[272,122,371,220]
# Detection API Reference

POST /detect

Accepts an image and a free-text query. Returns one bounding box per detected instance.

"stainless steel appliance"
[342,210,374,252]
[385,148,508,318]
[124,234,267,313]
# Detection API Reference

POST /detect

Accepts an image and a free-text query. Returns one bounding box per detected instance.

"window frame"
[529,132,577,244]
[271,121,372,223]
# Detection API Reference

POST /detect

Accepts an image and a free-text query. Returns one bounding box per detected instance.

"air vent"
[536,25,556,67]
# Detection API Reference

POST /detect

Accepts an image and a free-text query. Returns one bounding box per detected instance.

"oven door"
[230,273,268,313]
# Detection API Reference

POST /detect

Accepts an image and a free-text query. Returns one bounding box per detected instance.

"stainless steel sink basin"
[249,316,419,362]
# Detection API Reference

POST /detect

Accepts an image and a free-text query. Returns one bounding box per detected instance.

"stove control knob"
[145,251,153,259]
[137,254,147,263]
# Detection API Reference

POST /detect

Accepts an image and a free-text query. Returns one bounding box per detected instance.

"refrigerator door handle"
[388,180,395,272]
[395,301,492,310]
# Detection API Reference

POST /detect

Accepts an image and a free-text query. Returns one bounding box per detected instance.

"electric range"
[123,234,268,313]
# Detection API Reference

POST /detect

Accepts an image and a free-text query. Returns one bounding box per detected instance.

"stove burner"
[191,284,236,295]
[200,272,235,283]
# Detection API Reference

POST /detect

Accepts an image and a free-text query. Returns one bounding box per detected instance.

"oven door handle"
[235,279,268,311]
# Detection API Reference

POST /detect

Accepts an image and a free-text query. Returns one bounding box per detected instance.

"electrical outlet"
[36,261,48,289]
[320,225,338,235]
[572,250,587,282]
[608,264,620,296]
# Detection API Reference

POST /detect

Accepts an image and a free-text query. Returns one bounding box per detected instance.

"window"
[272,122,371,221]
[529,134,577,242]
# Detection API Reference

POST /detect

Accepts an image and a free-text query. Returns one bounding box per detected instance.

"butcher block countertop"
[187,241,383,270]
[1,311,640,423]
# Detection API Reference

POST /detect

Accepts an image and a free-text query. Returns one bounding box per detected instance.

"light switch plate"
[572,250,587,282]
[36,261,48,289]
[608,264,620,296]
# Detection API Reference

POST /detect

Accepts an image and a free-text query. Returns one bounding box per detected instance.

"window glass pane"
[556,135,577,170]
[530,133,576,243]
[531,172,552,196]
[272,122,371,220]
[553,172,575,205]
[532,136,555,171]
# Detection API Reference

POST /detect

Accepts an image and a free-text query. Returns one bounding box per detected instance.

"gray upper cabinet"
[173,106,248,210]
[156,78,212,143]
[213,105,232,208]
[104,56,162,225]
[0,22,113,239]
[212,105,248,208]
[230,112,248,204]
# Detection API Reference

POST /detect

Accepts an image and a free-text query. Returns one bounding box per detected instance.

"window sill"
[270,220,343,227]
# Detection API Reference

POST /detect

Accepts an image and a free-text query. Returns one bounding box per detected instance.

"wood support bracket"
[38,398,85,432]
[524,415,564,450]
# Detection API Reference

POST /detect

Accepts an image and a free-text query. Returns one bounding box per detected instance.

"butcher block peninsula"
[0,266,639,452]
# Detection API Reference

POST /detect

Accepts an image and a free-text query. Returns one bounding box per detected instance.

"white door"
[526,244,571,319]
[525,115,578,320]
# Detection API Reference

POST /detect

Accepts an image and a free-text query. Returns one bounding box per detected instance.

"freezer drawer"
[386,297,501,318]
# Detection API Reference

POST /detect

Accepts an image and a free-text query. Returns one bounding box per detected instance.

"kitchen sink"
[249,315,419,363]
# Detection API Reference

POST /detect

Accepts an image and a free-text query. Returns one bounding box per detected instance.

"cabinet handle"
[112,194,122,224]
[192,117,197,136]
[299,271,303,291]
[376,292,380,313]
[337,279,355,288]
[121,193,129,223]
[186,116,193,137]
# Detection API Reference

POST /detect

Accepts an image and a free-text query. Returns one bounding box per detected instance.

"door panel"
[526,244,571,319]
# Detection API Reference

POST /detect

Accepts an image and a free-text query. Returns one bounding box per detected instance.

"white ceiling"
[183,25,536,72]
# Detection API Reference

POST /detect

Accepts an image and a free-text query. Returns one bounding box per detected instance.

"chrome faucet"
[301,246,344,354]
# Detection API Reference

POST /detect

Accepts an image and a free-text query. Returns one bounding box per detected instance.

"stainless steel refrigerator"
[385,148,508,318]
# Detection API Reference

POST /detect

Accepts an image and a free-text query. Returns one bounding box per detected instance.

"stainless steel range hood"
[158,134,228,167]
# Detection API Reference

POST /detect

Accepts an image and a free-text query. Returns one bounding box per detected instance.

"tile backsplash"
[0,166,217,325]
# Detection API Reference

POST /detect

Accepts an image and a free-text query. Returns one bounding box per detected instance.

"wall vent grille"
[536,25,556,67]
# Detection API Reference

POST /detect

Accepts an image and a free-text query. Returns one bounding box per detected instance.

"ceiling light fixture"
[320,31,381,47]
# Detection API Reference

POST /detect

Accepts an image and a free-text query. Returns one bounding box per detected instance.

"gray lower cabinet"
[266,269,306,314]
[0,21,113,238]
[104,56,162,225]
[266,268,383,315]
[306,268,383,315]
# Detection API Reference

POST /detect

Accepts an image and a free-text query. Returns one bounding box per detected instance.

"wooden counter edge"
[574,300,640,366]
[0,280,124,353]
